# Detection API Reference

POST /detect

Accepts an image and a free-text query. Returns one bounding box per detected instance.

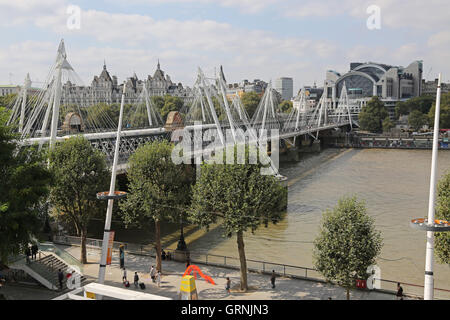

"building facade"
[324,61,423,117]
[422,78,450,98]
[61,61,192,105]
[0,85,20,97]
[274,77,294,101]
[226,78,268,99]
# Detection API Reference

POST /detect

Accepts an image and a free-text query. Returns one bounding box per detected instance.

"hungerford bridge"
[6,40,359,173]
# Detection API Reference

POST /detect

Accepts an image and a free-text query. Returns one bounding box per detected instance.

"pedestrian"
[25,246,31,264]
[119,246,125,269]
[396,282,404,300]
[134,272,139,288]
[57,269,64,290]
[271,270,276,289]
[225,277,231,294]
[156,271,161,287]
[31,243,38,260]
[150,266,156,283]
[122,268,127,282]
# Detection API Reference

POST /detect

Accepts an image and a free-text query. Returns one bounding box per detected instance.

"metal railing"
[52,235,450,300]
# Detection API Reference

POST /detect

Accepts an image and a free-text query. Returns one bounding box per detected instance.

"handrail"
[53,235,450,298]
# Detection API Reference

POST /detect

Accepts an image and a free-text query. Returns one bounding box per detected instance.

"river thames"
[186,148,450,298]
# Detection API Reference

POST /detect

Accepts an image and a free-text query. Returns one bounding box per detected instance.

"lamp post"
[97,83,127,289]
[410,74,450,300]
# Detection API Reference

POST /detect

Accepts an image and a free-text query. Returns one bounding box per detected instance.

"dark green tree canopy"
[395,95,434,118]
[278,100,293,114]
[120,140,193,226]
[435,171,450,265]
[428,92,450,129]
[313,196,383,290]
[241,92,261,119]
[48,136,109,263]
[358,96,389,133]
[189,158,287,237]
[408,109,428,131]
[0,108,51,263]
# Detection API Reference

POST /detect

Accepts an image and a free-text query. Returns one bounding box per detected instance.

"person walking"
[25,246,31,264]
[134,272,139,288]
[396,283,404,300]
[270,270,276,289]
[122,268,127,283]
[156,271,161,287]
[225,277,231,294]
[150,266,156,283]
[57,269,64,290]
[119,246,125,269]
[31,243,38,260]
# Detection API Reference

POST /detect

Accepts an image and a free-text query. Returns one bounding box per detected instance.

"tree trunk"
[346,288,350,300]
[236,231,248,292]
[155,219,162,273]
[80,228,87,264]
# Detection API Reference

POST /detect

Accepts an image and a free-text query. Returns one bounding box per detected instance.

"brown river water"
[185,148,450,298]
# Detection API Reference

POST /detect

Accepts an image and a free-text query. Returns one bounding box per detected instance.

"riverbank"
[11,243,408,301]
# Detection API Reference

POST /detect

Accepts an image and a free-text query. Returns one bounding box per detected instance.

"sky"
[0,0,449,93]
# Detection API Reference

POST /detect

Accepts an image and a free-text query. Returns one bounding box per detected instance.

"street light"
[410,74,450,300]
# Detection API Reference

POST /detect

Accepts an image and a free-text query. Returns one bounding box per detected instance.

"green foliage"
[358,96,389,133]
[120,140,193,226]
[48,136,109,262]
[428,92,450,129]
[395,95,434,118]
[0,109,51,263]
[189,149,287,290]
[278,100,293,114]
[382,117,395,133]
[0,94,17,109]
[313,196,383,294]
[189,162,286,236]
[120,140,193,272]
[241,92,261,118]
[160,95,184,121]
[408,110,428,131]
[435,171,450,265]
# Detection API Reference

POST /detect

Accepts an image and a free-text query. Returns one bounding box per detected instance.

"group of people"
[24,243,39,264]
[122,265,161,289]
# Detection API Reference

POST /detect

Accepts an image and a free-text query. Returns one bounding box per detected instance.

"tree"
[189,150,287,291]
[435,171,450,265]
[0,108,51,263]
[358,96,389,133]
[278,100,293,114]
[241,92,261,118]
[120,140,193,272]
[428,92,450,129]
[408,110,428,131]
[313,196,383,300]
[160,95,184,121]
[382,117,395,133]
[48,136,109,264]
[395,96,434,119]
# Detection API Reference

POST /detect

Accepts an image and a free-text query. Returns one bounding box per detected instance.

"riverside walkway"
[43,244,403,300]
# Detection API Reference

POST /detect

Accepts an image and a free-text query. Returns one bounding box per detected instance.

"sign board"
[85,291,96,299]
[106,231,115,265]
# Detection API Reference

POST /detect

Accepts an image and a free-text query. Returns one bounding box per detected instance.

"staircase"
[11,252,87,291]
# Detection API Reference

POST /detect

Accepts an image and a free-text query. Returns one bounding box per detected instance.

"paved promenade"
[46,245,400,300]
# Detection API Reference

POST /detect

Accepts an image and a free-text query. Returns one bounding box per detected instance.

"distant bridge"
[8,40,357,174]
